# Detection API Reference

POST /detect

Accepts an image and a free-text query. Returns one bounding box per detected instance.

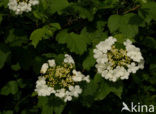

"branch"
[123,5,140,14]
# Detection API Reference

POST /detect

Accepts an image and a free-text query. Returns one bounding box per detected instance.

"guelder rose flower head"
[93,36,144,82]
[35,54,90,102]
[8,0,39,15]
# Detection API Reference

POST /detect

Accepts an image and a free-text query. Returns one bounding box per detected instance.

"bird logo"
[121,102,131,112]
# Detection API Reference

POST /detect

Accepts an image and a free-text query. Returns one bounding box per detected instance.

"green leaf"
[114,34,135,43]
[0,50,10,69]
[0,0,9,8]
[17,79,26,88]
[49,0,70,15]
[56,28,90,55]
[94,74,123,100]
[32,10,48,22]
[5,29,28,47]
[55,29,68,44]
[1,110,13,114]
[135,0,147,4]
[102,0,119,8]
[81,79,98,107]
[65,32,88,55]
[140,2,156,21]
[96,21,107,31]
[38,96,65,114]
[138,9,151,24]
[120,13,138,38]
[89,29,108,46]
[108,13,139,38]
[0,81,18,95]
[53,104,65,114]
[30,23,61,47]
[30,27,47,47]
[11,63,21,71]
[82,49,96,70]
[82,74,101,97]
[150,64,156,76]
[32,56,44,74]
[82,74,123,107]
[54,54,65,65]
[108,14,121,33]
[70,5,95,21]
[38,97,53,114]
[46,23,61,37]
[141,36,156,49]
[40,0,48,11]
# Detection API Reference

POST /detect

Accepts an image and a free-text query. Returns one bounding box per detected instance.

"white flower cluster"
[93,36,144,82]
[35,54,90,102]
[8,0,39,15]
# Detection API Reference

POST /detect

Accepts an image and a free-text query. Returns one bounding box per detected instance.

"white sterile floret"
[94,36,117,54]
[127,62,139,73]
[40,63,49,74]
[35,77,55,96]
[72,70,90,83]
[54,85,83,102]
[93,37,144,82]
[55,89,66,98]
[64,54,75,64]
[8,0,39,15]
[118,67,130,80]
[124,44,143,62]
[64,91,72,102]
[72,70,84,82]
[29,0,39,5]
[93,51,108,64]
[48,59,56,67]
[83,75,90,83]
[124,39,144,65]
[138,60,144,69]
[69,85,82,97]
[123,39,132,45]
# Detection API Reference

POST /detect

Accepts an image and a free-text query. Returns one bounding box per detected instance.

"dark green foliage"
[0,0,156,113]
